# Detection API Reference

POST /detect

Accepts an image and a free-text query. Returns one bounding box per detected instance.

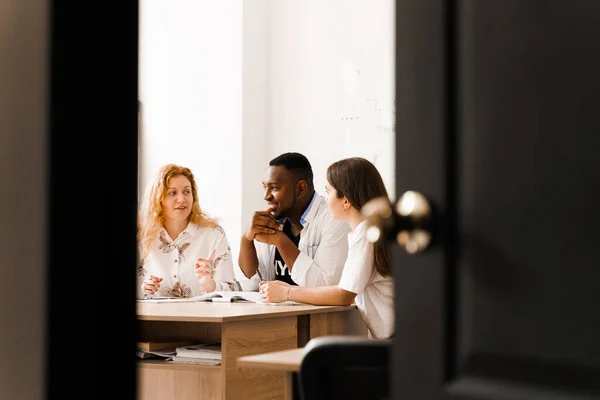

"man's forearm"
[276,236,301,272]
[238,236,259,278]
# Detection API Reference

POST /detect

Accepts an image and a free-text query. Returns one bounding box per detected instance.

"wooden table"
[137,301,367,400]
[237,348,305,400]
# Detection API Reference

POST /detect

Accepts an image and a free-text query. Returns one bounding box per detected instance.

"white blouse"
[137,223,238,299]
[338,220,395,339]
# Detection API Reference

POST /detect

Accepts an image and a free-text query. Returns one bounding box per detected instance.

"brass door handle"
[361,191,433,254]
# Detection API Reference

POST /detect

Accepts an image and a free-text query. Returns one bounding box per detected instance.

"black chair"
[298,335,391,400]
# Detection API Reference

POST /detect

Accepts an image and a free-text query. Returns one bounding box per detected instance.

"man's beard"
[278,191,297,219]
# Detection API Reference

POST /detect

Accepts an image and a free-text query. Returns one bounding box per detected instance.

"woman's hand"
[259,280,291,303]
[142,275,162,295]
[195,249,217,293]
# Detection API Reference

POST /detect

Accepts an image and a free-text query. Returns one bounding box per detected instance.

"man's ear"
[296,180,308,197]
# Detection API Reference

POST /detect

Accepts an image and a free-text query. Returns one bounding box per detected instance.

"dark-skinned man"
[238,152,351,291]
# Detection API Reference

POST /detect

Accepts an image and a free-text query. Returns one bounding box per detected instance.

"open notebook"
[138,291,260,303]
[195,291,262,303]
[138,290,301,305]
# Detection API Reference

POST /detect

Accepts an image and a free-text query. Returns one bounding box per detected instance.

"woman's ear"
[343,197,351,210]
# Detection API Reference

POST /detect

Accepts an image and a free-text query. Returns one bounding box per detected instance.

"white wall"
[241,0,270,233]
[139,0,395,266]
[267,0,396,199]
[0,0,48,398]
[139,0,243,262]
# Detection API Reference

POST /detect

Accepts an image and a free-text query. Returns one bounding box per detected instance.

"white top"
[338,220,395,339]
[239,192,351,290]
[137,223,238,299]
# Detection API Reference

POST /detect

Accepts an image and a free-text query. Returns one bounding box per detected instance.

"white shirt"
[239,192,351,290]
[137,223,239,299]
[338,220,395,339]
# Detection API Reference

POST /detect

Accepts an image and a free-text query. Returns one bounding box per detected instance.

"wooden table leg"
[225,316,297,400]
[305,308,368,343]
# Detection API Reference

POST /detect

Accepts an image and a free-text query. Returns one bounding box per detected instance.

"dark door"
[392,1,600,399]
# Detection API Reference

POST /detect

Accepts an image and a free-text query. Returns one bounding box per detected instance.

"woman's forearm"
[288,285,356,306]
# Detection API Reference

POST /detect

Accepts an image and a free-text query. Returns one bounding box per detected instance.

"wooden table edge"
[236,347,305,373]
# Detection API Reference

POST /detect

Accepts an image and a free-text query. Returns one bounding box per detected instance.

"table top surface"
[236,348,305,372]
[137,301,357,322]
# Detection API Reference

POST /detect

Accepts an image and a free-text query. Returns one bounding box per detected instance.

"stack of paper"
[136,341,193,359]
[136,349,177,360]
[171,343,222,365]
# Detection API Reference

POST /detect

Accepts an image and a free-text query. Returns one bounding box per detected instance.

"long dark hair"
[326,157,391,277]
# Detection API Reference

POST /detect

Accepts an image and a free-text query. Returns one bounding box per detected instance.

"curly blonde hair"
[138,164,219,260]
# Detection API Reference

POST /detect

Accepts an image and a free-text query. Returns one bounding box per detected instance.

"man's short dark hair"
[269,152,314,188]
